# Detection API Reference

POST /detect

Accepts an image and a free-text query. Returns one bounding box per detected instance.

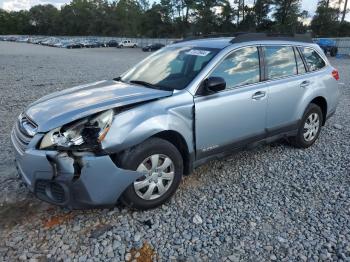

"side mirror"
[204,77,226,93]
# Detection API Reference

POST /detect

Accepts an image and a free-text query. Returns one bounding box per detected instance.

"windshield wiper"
[129,80,159,89]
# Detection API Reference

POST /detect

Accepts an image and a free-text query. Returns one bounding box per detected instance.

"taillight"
[332,69,339,81]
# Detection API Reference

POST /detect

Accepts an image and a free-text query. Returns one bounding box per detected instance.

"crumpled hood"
[25,80,172,132]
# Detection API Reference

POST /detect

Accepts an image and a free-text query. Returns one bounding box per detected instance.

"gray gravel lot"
[0,42,349,261]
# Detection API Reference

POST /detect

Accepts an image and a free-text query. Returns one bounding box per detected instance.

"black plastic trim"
[194,120,300,168]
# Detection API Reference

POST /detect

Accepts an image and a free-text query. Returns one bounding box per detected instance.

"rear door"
[263,45,308,133]
[194,46,268,159]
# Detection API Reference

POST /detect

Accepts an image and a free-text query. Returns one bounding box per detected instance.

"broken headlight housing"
[40,109,114,150]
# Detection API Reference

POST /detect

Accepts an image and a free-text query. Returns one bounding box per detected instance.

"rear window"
[263,46,297,79]
[300,47,326,71]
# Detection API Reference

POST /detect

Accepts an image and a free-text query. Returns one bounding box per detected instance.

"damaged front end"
[35,152,142,209]
[11,111,143,209]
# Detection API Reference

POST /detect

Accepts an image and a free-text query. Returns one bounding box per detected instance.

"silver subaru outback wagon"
[11,33,340,210]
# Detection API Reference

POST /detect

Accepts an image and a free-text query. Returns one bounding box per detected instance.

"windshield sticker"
[186,50,211,56]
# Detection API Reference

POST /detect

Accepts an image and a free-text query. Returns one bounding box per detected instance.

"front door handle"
[300,80,311,88]
[252,91,266,100]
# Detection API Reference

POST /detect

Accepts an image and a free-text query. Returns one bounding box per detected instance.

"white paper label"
[186,50,211,56]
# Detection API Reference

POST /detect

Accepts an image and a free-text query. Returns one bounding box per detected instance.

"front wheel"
[290,103,323,148]
[118,138,183,210]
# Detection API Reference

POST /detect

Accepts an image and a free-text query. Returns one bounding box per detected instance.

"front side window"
[300,47,326,71]
[264,46,297,79]
[209,46,260,89]
[121,46,219,91]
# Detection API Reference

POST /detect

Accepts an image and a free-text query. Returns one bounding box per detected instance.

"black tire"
[330,47,338,57]
[118,138,183,210]
[290,103,323,148]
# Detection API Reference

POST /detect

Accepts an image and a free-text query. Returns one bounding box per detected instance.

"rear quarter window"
[300,47,326,72]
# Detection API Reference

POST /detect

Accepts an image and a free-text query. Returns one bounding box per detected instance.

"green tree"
[217,0,236,32]
[140,3,174,37]
[115,0,143,36]
[341,0,348,23]
[254,0,272,30]
[59,0,96,35]
[191,0,225,34]
[311,2,340,36]
[29,5,60,35]
[238,5,257,31]
[272,0,307,33]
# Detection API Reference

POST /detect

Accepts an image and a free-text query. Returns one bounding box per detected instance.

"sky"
[0,0,348,21]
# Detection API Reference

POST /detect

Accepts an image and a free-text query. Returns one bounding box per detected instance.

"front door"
[194,46,268,159]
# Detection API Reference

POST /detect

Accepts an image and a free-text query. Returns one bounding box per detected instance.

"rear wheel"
[290,103,323,148]
[118,138,183,210]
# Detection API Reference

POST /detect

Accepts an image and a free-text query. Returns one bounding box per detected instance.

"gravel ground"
[0,42,349,261]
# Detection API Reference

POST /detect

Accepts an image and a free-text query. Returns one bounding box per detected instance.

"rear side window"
[300,47,326,71]
[263,46,297,79]
[210,46,260,89]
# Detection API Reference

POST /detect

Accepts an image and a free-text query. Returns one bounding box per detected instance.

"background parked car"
[316,38,338,57]
[106,39,119,47]
[142,43,165,52]
[118,40,137,48]
[65,40,83,49]
[41,37,61,47]
[17,36,29,43]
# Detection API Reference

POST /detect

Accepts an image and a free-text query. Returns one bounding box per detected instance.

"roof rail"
[230,33,313,43]
[174,33,232,43]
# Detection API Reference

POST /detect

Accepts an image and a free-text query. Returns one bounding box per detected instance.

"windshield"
[121,46,220,91]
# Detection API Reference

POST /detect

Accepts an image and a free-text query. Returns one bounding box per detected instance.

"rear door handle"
[300,80,311,88]
[252,91,266,100]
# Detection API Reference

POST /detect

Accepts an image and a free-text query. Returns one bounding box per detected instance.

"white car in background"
[118,40,138,48]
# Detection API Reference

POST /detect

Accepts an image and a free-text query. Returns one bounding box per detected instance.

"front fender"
[101,91,194,154]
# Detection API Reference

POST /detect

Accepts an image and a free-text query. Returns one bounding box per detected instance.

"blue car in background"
[316,38,338,57]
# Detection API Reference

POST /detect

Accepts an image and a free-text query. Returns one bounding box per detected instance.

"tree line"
[0,0,349,37]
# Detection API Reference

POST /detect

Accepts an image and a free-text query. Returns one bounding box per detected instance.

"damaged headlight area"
[40,109,114,150]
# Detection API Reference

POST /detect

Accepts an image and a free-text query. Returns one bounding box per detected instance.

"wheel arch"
[309,96,328,125]
[151,130,193,175]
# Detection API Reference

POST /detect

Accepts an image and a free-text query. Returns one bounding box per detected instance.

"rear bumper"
[11,132,143,209]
